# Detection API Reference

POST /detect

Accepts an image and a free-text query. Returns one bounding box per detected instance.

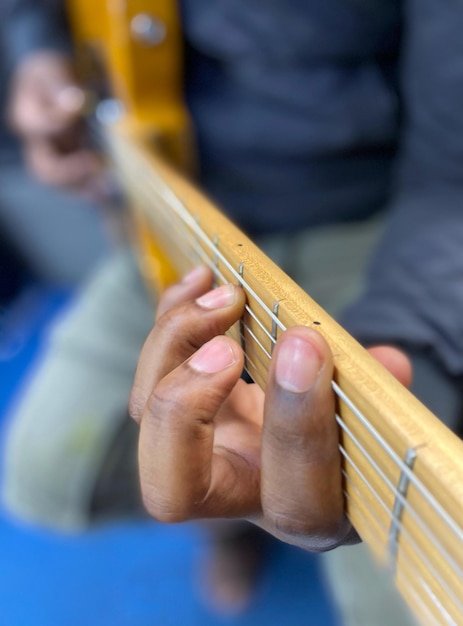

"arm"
[341,0,463,386]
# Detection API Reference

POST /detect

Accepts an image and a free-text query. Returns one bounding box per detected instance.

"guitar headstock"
[66,0,195,171]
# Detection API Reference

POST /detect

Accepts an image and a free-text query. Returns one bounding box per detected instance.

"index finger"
[130,276,246,423]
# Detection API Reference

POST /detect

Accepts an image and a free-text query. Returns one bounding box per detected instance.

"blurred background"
[0,5,342,625]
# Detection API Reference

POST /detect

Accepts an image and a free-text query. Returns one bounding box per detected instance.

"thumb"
[367,346,412,388]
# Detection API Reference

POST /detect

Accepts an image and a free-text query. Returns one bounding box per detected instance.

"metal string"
[339,445,463,614]
[342,486,457,625]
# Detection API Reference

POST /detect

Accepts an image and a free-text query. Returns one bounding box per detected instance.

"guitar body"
[67,2,463,623]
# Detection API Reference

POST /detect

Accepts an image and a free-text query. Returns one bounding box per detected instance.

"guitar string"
[238,315,463,586]
[238,321,463,585]
[332,379,463,544]
[128,195,277,358]
[155,187,463,534]
[238,305,463,583]
[137,179,463,583]
[92,126,462,622]
[113,147,463,547]
[129,189,463,609]
[342,484,458,624]
[339,446,463,612]
[394,562,452,626]
[129,161,463,537]
[342,490,457,625]
[334,405,462,580]
[110,159,463,622]
[340,437,461,622]
[183,225,463,568]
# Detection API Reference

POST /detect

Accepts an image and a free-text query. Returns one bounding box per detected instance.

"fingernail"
[189,337,237,373]
[181,265,208,284]
[196,284,236,309]
[275,334,322,393]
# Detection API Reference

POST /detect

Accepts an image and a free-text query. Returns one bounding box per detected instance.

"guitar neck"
[105,120,463,625]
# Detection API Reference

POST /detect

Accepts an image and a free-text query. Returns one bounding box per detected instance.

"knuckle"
[155,307,187,339]
[265,422,310,451]
[141,491,191,524]
[146,386,183,423]
[146,385,218,439]
[265,403,335,453]
[264,502,347,551]
[128,385,145,424]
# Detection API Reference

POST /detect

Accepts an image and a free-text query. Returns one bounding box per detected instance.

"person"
[0,24,112,292]
[1,0,463,623]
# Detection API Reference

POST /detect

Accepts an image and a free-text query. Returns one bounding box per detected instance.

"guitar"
[67,1,463,623]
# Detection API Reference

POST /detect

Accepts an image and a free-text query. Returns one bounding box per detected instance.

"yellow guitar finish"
[67,0,192,289]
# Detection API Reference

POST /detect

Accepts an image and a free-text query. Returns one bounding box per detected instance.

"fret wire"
[241,306,463,578]
[186,243,276,349]
[339,445,463,609]
[90,125,460,607]
[244,309,463,593]
[341,481,442,621]
[389,449,417,571]
[127,175,463,618]
[145,178,462,546]
[342,488,456,625]
[341,476,460,622]
[105,137,463,623]
[119,154,462,543]
[336,414,460,571]
[143,175,287,335]
[166,224,277,351]
[333,381,463,542]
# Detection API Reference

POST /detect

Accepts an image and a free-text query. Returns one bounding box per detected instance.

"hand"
[129,266,412,552]
[7,51,101,191]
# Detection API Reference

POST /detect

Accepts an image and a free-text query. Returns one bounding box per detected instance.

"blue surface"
[0,285,342,626]
[0,517,341,626]
[0,285,70,418]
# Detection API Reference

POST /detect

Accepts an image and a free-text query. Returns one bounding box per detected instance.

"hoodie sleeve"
[341,0,463,376]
